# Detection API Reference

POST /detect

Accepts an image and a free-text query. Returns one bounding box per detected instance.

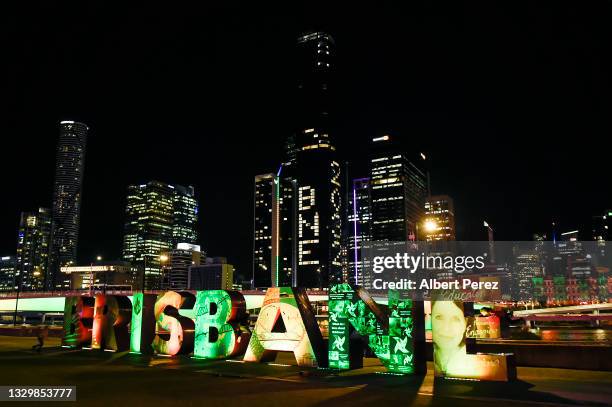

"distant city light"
[372,135,390,142]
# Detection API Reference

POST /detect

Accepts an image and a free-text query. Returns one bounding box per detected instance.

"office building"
[293,32,342,288]
[16,208,52,291]
[252,172,296,289]
[424,195,456,241]
[122,181,199,290]
[61,262,136,291]
[369,135,427,242]
[189,257,233,290]
[0,256,16,292]
[347,178,372,287]
[167,243,203,290]
[47,121,88,290]
[514,246,543,301]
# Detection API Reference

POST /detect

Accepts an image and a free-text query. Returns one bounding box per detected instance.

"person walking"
[32,325,49,352]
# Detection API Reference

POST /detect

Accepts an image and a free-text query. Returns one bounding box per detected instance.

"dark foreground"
[0,336,611,406]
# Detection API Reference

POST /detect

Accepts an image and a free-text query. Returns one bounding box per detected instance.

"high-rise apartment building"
[16,208,52,291]
[47,121,88,290]
[122,181,198,290]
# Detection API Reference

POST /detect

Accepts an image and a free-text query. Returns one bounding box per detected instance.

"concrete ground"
[0,336,611,406]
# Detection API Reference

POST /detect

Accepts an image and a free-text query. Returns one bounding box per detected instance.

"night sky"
[2,2,611,282]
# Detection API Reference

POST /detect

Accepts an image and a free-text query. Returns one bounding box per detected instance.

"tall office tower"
[0,256,16,292]
[16,208,52,291]
[172,184,199,244]
[47,121,88,290]
[167,243,202,290]
[347,178,373,287]
[122,181,199,290]
[369,135,427,242]
[252,172,296,289]
[253,173,274,288]
[514,245,543,301]
[292,32,342,289]
[424,195,456,241]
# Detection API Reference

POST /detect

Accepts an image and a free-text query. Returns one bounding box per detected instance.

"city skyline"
[2,3,611,282]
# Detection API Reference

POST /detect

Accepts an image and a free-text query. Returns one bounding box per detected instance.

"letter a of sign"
[243,287,326,367]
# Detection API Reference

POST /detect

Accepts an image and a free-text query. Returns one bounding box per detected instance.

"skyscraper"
[0,256,16,292]
[122,181,198,290]
[293,32,342,289]
[424,195,456,241]
[369,135,427,242]
[16,208,52,291]
[251,32,341,289]
[47,120,88,290]
[253,173,275,289]
[347,178,372,287]
[252,172,295,289]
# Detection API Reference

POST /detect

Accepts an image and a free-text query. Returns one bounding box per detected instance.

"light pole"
[160,254,169,290]
[484,221,495,264]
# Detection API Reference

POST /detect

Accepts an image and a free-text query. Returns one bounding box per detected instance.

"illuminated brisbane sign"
[62,285,515,381]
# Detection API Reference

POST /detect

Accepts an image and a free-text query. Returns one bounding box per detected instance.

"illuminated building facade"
[369,135,427,242]
[514,248,543,300]
[0,256,16,292]
[189,257,234,290]
[252,173,296,289]
[61,262,136,290]
[168,243,203,290]
[424,195,456,241]
[347,178,373,287]
[47,120,88,290]
[122,181,199,290]
[16,208,52,291]
[293,32,342,288]
[253,174,274,288]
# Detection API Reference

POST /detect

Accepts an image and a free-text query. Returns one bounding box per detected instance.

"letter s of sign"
[152,291,196,356]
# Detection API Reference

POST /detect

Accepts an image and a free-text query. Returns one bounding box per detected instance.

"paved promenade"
[0,336,610,406]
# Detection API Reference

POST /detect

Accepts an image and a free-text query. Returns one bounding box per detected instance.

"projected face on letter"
[432,301,466,349]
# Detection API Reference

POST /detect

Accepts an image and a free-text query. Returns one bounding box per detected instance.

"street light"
[423,219,438,233]
[96,255,102,262]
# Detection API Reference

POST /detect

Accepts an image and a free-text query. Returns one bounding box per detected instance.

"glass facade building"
[16,208,52,291]
[424,195,456,241]
[47,121,88,290]
[347,178,373,287]
[292,32,342,289]
[252,173,296,288]
[369,135,427,242]
[0,256,16,292]
[122,181,198,290]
